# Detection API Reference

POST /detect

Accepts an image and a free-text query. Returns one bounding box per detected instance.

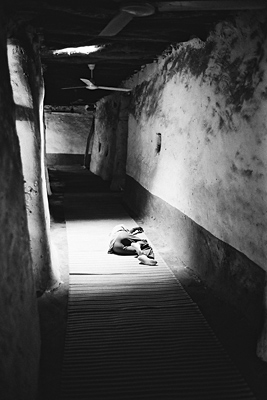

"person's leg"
[113,241,140,255]
[113,233,142,256]
[112,232,157,265]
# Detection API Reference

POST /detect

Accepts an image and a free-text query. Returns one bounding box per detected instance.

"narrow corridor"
[38,165,267,400]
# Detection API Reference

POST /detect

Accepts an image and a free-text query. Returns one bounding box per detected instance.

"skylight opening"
[53,45,104,56]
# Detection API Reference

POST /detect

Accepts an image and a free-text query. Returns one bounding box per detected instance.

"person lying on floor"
[108,224,157,266]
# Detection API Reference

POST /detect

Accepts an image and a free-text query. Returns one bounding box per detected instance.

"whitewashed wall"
[45,107,92,155]
[1,19,40,400]
[126,11,267,271]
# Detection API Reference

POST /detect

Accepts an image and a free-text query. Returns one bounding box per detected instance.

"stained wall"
[127,11,267,273]
[7,28,59,294]
[0,15,40,400]
[90,94,130,191]
[92,11,267,329]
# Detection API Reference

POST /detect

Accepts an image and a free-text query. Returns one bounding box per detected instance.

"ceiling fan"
[98,1,267,37]
[62,64,132,92]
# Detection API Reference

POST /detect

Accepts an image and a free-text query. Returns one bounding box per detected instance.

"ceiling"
[8,1,267,107]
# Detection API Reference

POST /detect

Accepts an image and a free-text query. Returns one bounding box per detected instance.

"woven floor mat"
[60,193,255,400]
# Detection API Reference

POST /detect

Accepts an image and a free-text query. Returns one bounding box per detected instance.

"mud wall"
[126,11,267,273]
[45,106,93,166]
[7,28,59,294]
[0,16,40,400]
[90,94,130,191]
[93,11,267,326]
[125,10,267,323]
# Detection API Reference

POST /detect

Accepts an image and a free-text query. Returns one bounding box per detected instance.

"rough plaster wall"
[45,108,92,154]
[126,11,267,272]
[7,30,58,293]
[90,94,129,190]
[0,16,40,400]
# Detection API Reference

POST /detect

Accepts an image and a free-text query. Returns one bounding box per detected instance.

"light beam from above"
[52,45,104,56]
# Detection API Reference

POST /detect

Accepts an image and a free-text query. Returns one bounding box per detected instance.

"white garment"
[108,224,129,253]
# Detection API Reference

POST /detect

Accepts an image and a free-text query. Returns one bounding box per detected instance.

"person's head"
[110,224,127,236]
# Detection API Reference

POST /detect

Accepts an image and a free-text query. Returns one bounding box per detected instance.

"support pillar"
[7,29,60,294]
[0,14,40,400]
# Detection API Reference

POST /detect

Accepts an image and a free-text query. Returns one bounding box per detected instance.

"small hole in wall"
[156,133,162,155]
[105,147,109,157]
[98,142,101,152]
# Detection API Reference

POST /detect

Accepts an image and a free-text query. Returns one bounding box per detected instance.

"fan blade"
[97,85,132,92]
[80,78,94,86]
[62,86,86,90]
[80,78,98,90]
[80,78,131,92]
[156,1,267,12]
[99,10,133,37]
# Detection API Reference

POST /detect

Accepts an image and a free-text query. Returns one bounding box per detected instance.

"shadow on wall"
[121,11,267,341]
[14,101,59,295]
[46,153,85,167]
[90,94,130,191]
[123,175,265,334]
[0,24,40,400]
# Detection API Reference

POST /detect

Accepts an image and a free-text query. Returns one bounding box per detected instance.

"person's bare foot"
[138,254,157,265]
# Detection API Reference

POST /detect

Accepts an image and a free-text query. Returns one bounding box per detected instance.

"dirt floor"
[38,165,267,400]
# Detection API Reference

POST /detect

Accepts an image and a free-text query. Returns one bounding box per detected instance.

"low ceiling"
[8,1,267,107]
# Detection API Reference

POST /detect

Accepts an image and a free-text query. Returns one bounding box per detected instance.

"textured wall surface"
[124,175,265,328]
[90,11,267,335]
[8,31,57,293]
[126,11,267,272]
[45,107,92,155]
[0,18,40,400]
[90,94,129,190]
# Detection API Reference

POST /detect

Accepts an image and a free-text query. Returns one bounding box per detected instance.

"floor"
[38,165,267,400]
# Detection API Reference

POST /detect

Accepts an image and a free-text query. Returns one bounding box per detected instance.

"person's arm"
[129,226,144,235]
